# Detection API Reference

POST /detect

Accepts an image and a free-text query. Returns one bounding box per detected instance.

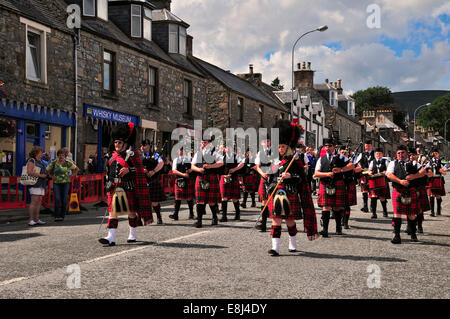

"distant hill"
[392,90,449,120]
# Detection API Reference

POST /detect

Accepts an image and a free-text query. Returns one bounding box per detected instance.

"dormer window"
[347,101,355,116]
[169,24,187,55]
[131,5,142,38]
[83,0,108,21]
[330,90,337,107]
[143,8,152,41]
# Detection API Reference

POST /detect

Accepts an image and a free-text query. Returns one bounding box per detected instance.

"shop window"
[0,117,16,176]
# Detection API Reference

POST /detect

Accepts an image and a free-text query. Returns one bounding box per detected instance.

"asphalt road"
[0,175,449,300]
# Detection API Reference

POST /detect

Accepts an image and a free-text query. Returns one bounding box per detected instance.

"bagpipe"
[109,147,135,217]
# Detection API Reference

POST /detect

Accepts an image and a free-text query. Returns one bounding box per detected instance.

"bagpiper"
[219,145,245,222]
[367,148,390,219]
[99,123,153,246]
[354,140,375,213]
[240,149,258,209]
[427,148,447,216]
[140,139,167,224]
[169,147,195,221]
[266,120,318,256]
[386,145,427,244]
[190,136,224,228]
[340,147,357,229]
[314,138,355,237]
[254,138,272,232]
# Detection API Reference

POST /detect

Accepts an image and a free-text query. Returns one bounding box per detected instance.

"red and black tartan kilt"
[427,179,446,197]
[268,192,302,220]
[258,177,268,202]
[175,177,195,200]
[241,174,259,193]
[346,182,358,206]
[219,175,241,200]
[148,177,167,202]
[370,183,391,199]
[360,175,370,193]
[417,186,430,212]
[392,187,419,216]
[195,174,221,205]
[107,190,138,213]
[317,179,347,207]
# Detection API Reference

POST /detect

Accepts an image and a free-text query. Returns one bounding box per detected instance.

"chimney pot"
[325,79,329,84]
[302,62,306,70]
[307,62,311,70]
[337,79,342,89]
[249,64,253,74]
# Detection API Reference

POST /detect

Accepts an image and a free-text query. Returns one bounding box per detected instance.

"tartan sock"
[287,224,298,237]
[370,197,378,213]
[107,218,118,229]
[196,204,206,217]
[210,204,219,220]
[270,225,282,238]
[321,211,330,231]
[128,217,139,228]
[393,218,402,236]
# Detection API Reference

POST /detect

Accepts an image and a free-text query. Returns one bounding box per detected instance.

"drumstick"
[255,152,299,227]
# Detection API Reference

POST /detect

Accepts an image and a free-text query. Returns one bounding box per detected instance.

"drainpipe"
[74,28,80,163]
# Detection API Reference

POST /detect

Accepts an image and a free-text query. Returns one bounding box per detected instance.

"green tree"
[416,92,450,142]
[351,86,394,117]
[271,77,284,90]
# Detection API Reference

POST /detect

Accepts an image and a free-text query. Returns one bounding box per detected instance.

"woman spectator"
[47,148,79,222]
[27,146,48,226]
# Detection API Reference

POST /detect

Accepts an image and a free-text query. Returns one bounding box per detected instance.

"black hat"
[365,140,372,145]
[397,145,408,152]
[323,138,334,146]
[141,139,151,146]
[111,122,137,147]
[432,148,440,153]
[275,120,304,148]
[375,147,383,153]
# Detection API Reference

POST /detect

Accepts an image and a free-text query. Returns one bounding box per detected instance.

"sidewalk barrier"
[0,176,27,209]
[1,173,178,211]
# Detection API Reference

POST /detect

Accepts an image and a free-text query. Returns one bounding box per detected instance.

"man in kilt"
[241,149,258,208]
[427,148,447,217]
[191,137,224,228]
[99,123,153,246]
[314,139,355,237]
[140,139,167,224]
[254,138,272,232]
[169,147,195,221]
[340,148,358,229]
[367,148,391,219]
[266,120,318,256]
[219,145,245,222]
[354,140,375,213]
[386,145,427,244]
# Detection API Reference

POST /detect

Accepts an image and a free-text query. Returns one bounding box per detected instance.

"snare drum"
[427,176,443,191]
[368,174,387,191]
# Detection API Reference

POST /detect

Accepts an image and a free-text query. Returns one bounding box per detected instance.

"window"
[259,105,264,126]
[103,50,115,93]
[237,97,244,122]
[97,0,108,21]
[179,27,186,56]
[148,66,158,106]
[83,0,95,17]
[21,17,49,84]
[183,79,192,115]
[330,91,336,107]
[131,5,142,38]
[169,24,179,53]
[143,8,152,41]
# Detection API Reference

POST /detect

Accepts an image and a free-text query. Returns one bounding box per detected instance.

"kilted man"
[386,145,427,244]
[169,147,195,221]
[99,123,153,246]
[219,146,245,222]
[191,137,224,228]
[340,148,357,229]
[368,148,390,219]
[354,140,375,213]
[427,149,447,216]
[254,138,272,232]
[266,120,318,256]
[140,139,167,224]
[314,139,355,237]
[241,149,258,208]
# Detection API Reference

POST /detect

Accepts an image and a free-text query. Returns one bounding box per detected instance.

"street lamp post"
[291,25,328,120]
[413,102,431,149]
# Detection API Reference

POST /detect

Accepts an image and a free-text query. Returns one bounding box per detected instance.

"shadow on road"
[293,250,408,263]
[0,232,43,242]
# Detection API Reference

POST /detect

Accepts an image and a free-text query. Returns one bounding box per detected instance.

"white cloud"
[172,0,450,92]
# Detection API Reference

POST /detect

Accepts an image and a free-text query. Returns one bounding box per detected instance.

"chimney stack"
[294,61,315,88]
[151,0,172,11]
[249,64,254,74]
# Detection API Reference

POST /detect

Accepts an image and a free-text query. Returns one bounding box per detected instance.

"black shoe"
[189,214,195,220]
[430,212,436,217]
[319,230,329,238]
[268,249,279,257]
[371,213,377,219]
[251,202,256,207]
[127,239,137,243]
[383,212,388,218]
[220,216,228,222]
[98,238,116,246]
[241,203,247,208]
[288,249,297,253]
[255,222,266,232]
[418,225,423,234]
[169,214,178,221]
[157,218,163,225]
[234,213,240,221]
[194,221,202,228]
[211,218,218,226]
[391,235,401,244]
[410,233,419,242]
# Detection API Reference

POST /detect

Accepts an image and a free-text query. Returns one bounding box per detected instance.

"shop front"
[83,104,140,173]
[0,99,75,176]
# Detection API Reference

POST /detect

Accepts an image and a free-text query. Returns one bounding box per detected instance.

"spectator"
[27,146,48,226]
[306,147,317,195]
[87,154,97,174]
[47,148,79,222]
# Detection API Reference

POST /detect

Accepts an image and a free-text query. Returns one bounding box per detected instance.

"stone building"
[0,0,76,175]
